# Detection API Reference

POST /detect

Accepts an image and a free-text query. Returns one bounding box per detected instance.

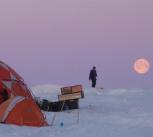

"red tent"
[0,61,48,127]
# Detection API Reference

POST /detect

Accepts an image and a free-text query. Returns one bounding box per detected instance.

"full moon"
[134,58,150,74]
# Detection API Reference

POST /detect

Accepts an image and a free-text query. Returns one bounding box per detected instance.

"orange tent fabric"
[0,61,48,127]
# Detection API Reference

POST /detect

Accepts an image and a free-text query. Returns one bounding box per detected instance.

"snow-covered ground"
[0,84,153,137]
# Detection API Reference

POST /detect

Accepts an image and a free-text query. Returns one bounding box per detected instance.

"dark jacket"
[89,69,97,80]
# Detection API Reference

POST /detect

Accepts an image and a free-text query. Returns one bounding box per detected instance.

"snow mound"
[31,84,62,101]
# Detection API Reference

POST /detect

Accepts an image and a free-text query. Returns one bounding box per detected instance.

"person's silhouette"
[89,66,97,88]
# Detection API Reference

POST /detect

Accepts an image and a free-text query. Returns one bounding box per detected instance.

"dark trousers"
[91,79,96,88]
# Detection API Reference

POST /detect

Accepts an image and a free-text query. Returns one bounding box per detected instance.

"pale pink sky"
[0,0,152,88]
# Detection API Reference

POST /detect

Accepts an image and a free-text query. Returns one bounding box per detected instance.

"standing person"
[89,66,97,88]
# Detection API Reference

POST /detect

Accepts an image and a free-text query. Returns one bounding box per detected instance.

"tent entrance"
[0,88,10,105]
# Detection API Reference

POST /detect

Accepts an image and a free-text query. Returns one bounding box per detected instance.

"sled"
[58,85,84,101]
[35,85,84,112]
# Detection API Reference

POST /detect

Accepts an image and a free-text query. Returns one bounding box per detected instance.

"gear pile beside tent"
[0,61,48,127]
